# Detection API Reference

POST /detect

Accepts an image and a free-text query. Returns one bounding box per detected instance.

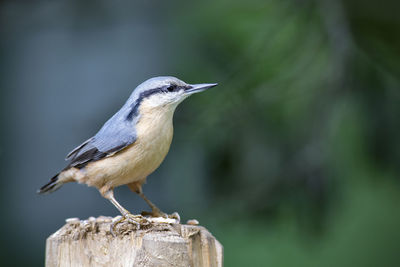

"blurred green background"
[1,0,400,266]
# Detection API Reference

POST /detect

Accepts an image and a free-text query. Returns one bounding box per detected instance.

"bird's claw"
[169,212,181,222]
[141,209,167,218]
[140,210,181,223]
[110,213,150,236]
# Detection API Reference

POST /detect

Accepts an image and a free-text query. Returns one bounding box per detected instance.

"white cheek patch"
[145,91,185,107]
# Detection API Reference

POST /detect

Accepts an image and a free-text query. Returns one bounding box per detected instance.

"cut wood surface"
[46,216,223,267]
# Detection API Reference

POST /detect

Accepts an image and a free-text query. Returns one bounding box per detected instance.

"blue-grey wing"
[65,112,137,169]
[65,137,94,160]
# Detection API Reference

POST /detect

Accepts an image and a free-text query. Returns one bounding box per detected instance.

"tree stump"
[45,216,223,267]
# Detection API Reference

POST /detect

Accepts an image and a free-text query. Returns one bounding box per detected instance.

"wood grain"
[46,216,223,267]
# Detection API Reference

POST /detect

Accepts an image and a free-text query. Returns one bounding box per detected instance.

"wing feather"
[65,137,94,160]
[65,109,138,169]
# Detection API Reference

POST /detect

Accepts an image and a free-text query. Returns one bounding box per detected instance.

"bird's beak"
[185,83,218,95]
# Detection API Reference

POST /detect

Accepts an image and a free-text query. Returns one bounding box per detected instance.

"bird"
[38,76,217,228]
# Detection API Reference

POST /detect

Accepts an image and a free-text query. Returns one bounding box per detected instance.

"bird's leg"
[101,187,149,235]
[139,191,167,218]
[127,182,168,218]
[103,189,130,216]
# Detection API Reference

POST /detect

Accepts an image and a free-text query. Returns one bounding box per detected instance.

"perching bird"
[38,76,217,226]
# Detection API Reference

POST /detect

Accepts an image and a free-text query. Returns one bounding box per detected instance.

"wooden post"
[45,216,223,267]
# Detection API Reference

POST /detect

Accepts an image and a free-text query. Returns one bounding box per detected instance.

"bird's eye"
[166,85,177,92]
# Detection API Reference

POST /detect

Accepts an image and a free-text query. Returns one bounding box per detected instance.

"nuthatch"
[38,76,217,227]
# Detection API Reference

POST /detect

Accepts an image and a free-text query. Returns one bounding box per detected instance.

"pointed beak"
[185,83,218,95]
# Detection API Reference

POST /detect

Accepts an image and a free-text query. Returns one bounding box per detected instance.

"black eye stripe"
[126,84,188,121]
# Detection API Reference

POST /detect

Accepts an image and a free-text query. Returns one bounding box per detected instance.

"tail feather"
[38,174,62,194]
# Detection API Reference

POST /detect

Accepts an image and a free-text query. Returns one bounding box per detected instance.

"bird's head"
[129,76,217,110]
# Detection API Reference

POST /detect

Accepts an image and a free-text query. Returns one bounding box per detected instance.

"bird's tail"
[37,173,63,194]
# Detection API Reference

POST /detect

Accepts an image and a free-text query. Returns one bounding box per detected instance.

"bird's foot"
[168,212,181,222]
[141,209,181,223]
[110,213,150,236]
[141,208,167,218]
